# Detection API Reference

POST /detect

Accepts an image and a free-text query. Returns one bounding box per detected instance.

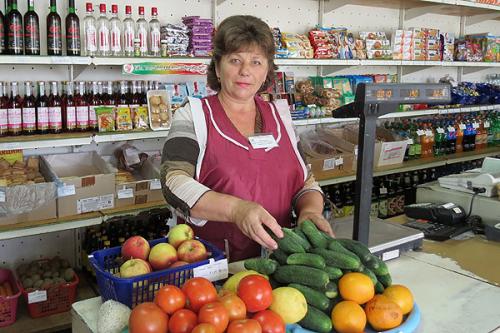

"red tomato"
[253,310,286,333]
[219,293,247,321]
[154,285,186,315]
[182,277,218,312]
[198,301,230,333]
[128,302,168,333]
[237,275,273,312]
[192,323,217,333]
[168,309,198,333]
[227,319,262,333]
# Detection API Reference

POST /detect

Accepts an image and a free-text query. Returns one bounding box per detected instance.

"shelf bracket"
[465,13,500,26]
[71,64,87,81]
[324,0,351,14]
[404,5,442,21]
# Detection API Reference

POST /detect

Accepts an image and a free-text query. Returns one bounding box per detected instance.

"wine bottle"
[7,82,22,135]
[24,0,39,55]
[22,81,37,134]
[66,0,80,56]
[6,0,23,55]
[0,82,8,136]
[47,0,62,56]
[36,81,49,134]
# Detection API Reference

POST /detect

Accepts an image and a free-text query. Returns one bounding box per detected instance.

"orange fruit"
[365,294,403,331]
[331,300,366,333]
[338,272,375,305]
[383,284,414,315]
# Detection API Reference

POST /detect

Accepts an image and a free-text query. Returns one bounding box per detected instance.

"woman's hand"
[230,200,284,250]
[298,210,335,237]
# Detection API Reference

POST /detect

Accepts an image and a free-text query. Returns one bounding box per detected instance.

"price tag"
[193,258,228,282]
[406,139,414,145]
[484,121,490,128]
[323,158,336,171]
[57,184,76,198]
[28,290,47,304]
[335,157,344,166]
[117,187,134,199]
[425,130,433,137]
[150,179,162,190]
[416,129,425,136]
[382,249,400,261]
[0,189,5,203]
[447,126,455,132]
[473,122,479,129]
[459,123,466,130]
[380,187,388,194]
[437,128,445,134]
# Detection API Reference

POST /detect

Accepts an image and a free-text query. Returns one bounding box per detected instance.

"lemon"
[222,270,267,293]
[269,287,308,324]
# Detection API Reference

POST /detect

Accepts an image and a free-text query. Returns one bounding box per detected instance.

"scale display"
[364,83,450,104]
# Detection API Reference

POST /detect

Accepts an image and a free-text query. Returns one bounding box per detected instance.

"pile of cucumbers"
[244,220,393,333]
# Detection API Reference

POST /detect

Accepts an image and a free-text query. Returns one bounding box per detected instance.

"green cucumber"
[283,228,311,251]
[324,266,343,280]
[286,253,325,269]
[289,283,330,311]
[320,281,338,299]
[368,255,389,276]
[269,276,281,289]
[244,258,278,275]
[360,266,378,285]
[327,239,358,257]
[364,255,381,272]
[300,220,328,249]
[272,265,329,289]
[337,238,373,262]
[270,249,288,265]
[309,248,362,270]
[377,273,392,288]
[375,281,385,294]
[299,305,333,333]
[272,229,305,254]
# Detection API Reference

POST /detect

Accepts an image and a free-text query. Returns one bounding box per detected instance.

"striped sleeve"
[160,102,211,223]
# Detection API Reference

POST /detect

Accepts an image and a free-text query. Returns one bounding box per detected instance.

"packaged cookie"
[95,107,116,132]
[147,90,172,131]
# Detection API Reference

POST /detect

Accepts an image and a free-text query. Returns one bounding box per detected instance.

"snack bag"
[133,106,149,130]
[95,107,115,132]
[115,107,133,131]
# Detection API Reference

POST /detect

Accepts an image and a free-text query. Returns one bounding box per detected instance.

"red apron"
[190,95,305,262]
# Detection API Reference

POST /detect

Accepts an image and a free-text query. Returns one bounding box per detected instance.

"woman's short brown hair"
[207,15,277,93]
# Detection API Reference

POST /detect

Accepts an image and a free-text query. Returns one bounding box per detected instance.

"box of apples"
[88,224,226,308]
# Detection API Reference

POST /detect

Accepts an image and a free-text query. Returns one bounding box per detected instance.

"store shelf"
[92,56,211,66]
[100,201,167,221]
[318,146,500,186]
[0,55,91,65]
[92,130,170,143]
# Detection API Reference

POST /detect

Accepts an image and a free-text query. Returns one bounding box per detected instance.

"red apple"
[168,224,194,249]
[148,243,178,271]
[120,258,151,278]
[177,240,208,263]
[170,261,189,269]
[121,236,150,261]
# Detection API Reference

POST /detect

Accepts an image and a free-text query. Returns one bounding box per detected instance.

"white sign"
[150,179,162,190]
[0,189,5,203]
[248,134,278,149]
[57,184,76,197]
[117,188,134,199]
[28,290,47,304]
[193,258,228,282]
[323,158,336,171]
[382,249,400,261]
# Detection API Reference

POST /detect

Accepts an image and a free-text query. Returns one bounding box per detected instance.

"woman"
[160,15,333,261]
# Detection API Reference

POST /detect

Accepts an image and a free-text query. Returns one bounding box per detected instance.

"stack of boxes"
[182,16,214,57]
[392,30,414,60]
[410,28,441,61]
[440,32,455,61]
[360,32,392,60]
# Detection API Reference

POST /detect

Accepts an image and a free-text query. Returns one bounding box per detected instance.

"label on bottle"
[459,123,466,130]
[22,107,36,130]
[484,121,490,128]
[24,20,40,52]
[378,199,388,218]
[89,106,97,126]
[85,26,97,52]
[406,138,413,145]
[447,126,455,132]
[77,106,89,127]
[67,23,81,52]
[48,106,62,129]
[138,28,147,52]
[0,109,7,130]
[37,107,49,130]
[472,122,479,129]
[99,26,110,52]
[436,127,445,134]
[66,106,77,128]
[414,144,422,155]
[7,19,24,53]
[111,26,121,52]
[379,187,388,195]
[124,28,134,52]
[425,129,433,137]
[416,129,425,136]
[150,29,160,52]
[0,19,5,52]
[7,108,22,129]
[48,23,62,53]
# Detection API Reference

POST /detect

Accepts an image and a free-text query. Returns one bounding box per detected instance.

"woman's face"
[216,45,269,103]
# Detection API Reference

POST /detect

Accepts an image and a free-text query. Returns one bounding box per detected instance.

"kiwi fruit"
[33,279,44,289]
[22,277,34,289]
[63,268,75,282]
[41,279,53,290]
[43,271,52,279]
[31,273,41,282]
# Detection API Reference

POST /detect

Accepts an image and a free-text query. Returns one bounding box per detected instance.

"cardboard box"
[0,157,57,226]
[42,152,115,218]
[300,130,355,180]
[104,155,165,209]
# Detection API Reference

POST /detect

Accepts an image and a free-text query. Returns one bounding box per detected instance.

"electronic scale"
[331,83,452,258]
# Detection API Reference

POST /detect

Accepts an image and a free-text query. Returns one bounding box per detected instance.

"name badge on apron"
[248,133,278,149]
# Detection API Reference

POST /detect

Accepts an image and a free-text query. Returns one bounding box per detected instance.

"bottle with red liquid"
[6,0,23,55]
[24,0,40,55]
[47,0,62,56]
[88,81,100,131]
[36,82,49,134]
[48,81,62,133]
[22,81,36,134]
[102,81,115,106]
[66,0,81,56]
[0,7,5,55]
[7,82,23,135]
[62,81,76,131]
[0,82,8,136]
[117,81,128,107]
[75,81,89,131]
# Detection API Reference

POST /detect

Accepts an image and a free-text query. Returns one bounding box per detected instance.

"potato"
[149,95,161,106]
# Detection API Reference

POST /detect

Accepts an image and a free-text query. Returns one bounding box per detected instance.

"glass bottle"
[66,0,80,56]
[47,0,62,56]
[136,6,148,56]
[378,179,388,219]
[48,81,62,133]
[7,82,22,135]
[75,81,89,131]
[97,3,110,56]
[0,83,8,136]
[0,8,5,54]
[63,81,76,131]
[123,5,134,57]
[22,81,36,134]
[83,2,97,56]
[24,0,39,55]
[149,7,160,57]
[118,81,128,106]
[36,82,49,134]
[102,81,115,106]
[88,81,99,131]
[6,0,23,55]
[109,4,122,56]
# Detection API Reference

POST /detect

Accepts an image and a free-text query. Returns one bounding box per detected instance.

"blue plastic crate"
[89,237,225,308]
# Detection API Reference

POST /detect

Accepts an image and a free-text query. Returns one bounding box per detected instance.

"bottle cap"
[86,2,93,12]
[125,5,132,14]
[100,3,106,13]
[112,4,118,13]
[151,7,158,16]
[138,6,144,15]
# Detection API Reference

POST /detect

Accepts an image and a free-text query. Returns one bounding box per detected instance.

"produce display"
[16,257,76,292]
